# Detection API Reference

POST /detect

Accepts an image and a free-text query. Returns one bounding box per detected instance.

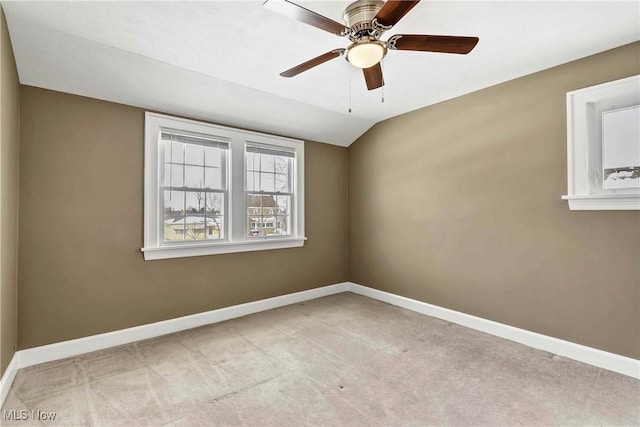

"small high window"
[563,75,640,210]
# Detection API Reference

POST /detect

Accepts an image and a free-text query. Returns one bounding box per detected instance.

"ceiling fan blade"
[363,63,384,90]
[264,0,349,36]
[374,1,420,28]
[388,34,479,54]
[280,49,345,78]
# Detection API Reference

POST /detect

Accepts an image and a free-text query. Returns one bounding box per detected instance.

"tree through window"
[161,133,228,242]
[245,145,294,237]
[144,112,305,260]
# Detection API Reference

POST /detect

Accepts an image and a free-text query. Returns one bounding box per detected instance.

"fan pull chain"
[382,86,384,103]
[348,79,352,113]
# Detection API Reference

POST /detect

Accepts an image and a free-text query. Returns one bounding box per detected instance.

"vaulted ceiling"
[3,1,639,146]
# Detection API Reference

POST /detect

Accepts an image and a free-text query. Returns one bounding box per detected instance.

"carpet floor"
[2,293,638,426]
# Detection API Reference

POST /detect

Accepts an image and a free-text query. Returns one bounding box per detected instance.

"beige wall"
[349,42,640,359]
[0,7,20,374]
[18,87,348,349]
[12,40,640,359]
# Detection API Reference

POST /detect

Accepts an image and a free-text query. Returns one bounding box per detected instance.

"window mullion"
[181,188,186,241]
[161,187,224,193]
[144,112,304,260]
[230,138,246,242]
[287,157,292,235]
[159,139,166,244]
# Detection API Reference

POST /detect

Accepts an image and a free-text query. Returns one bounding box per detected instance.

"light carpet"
[2,293,638,426]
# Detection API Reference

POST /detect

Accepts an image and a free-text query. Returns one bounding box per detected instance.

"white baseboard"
[346,282,640,379]
[17,282,349,369]
[0,352,20,406]
[1,280,637,409]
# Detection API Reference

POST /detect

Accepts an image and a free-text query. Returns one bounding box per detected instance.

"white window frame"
[563,75,640,210]
[244,143,296,239]
[143,112,305,260]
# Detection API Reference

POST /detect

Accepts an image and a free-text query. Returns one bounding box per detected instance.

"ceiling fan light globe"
[346,42,386,68]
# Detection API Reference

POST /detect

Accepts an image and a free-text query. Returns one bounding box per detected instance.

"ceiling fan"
[263,0,479,90]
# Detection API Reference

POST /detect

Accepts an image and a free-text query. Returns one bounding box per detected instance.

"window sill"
[561,193,640,210]
[141,237,307,260]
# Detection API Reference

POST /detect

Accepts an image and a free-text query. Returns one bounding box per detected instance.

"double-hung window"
[245,144,294,238]
[143,113,305,260]
[161,132,228,242]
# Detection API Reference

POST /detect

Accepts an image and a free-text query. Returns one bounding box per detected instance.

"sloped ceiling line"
[3,1,639,146]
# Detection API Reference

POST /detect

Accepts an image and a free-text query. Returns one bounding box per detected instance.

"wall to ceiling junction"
[349,42,640,359]
[6,33,640,365]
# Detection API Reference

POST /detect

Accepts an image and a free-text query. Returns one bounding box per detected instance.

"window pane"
[205,193,224,217]
[204,145,220,167]
[260,213,276,235]
[205,167,222,189]
[260,173,275,192]
[185,165,204,188]
[246,171,254,191]
[207,216,224,240]
[260,154,275,172]
[246,171,259,191]
[275,216,290,236]
[184,217,205,240]
[162,139,171,159]
[164,164,184,187]
[183,192,206,240]
[246,193,279,236]
[246,152,256,171]
[185,191,206,214]
[164,139,227,241]
[274,156,288,174]
[276,195,290,215]
[246,193,262,210]
[247,215,263,236]
[185,144,204,165]
[245,149,290,193]
[163,191,185,242]
[275,174,289,192]
[206,193,224,240]
[163,191,226,241]
[164,190,184,214]
[171,141,184,163]
[264,194,277,215]
[150,115,303,255]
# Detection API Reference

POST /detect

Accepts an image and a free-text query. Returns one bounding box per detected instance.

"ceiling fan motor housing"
[343,0,385,41]
[268,0,479,91]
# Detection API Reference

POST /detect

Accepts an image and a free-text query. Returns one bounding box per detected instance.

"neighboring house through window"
[246,144,294,237]
[143,112,305,260]
[161,132,227,242]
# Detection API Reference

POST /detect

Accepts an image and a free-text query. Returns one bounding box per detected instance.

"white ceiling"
[3,1,639,146]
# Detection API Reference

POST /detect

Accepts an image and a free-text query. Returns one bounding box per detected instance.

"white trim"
[1,281,637,409]
[143,112,305,260]
[561,193,640,210]
[346,282,640,379]
[0,283,346,408]
[0,353,19,406]
[142,237,307,260]
[17,282,348,369]
[564,75,640,210]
